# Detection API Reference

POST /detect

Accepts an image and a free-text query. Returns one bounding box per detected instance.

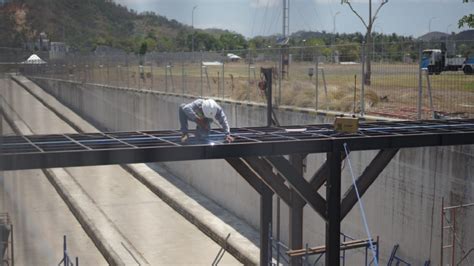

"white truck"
[421,49,472,75]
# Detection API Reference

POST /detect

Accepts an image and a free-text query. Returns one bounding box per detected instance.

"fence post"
[360,42,366,116]
[315,54,319,111]
[182,55,185,95]
[222,59,225,99]
[126,55,130,89]
[200,51,203,97]
[151,61,154,90]
[165,64,168,92]
[247,49,251,102]
[278,47,282,106]
[417,43,423,120]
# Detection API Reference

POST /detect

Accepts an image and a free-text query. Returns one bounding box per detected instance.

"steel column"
[261,187,273,266]
[226,158,273,266]
[326,151,342,266]
[289,154,305,266]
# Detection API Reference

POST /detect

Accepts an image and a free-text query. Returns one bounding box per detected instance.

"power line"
[267,1,282,35]
[259,0,272,36]
[295,3,313,32]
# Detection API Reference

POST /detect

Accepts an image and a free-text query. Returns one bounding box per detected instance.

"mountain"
[0,0,192,51]
[454,30,474,41]
[418,30,474,42]
[418,31,450,42]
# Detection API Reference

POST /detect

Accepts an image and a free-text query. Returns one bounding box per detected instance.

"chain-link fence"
[17,40,474,119]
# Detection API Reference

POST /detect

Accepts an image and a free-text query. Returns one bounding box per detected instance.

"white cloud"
[313,0,456,3]
[114,0,160,5]
[250,0,280,8]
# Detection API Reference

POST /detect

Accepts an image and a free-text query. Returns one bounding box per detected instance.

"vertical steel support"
[289,154,305,266]
[226,158,274,266]
[63,235,67,266]
[261,186,273,266]
[326,151,342,266]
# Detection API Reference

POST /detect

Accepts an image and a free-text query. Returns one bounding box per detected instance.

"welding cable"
[343,142,379,266]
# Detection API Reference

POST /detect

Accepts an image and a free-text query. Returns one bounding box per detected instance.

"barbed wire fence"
[7,40,474,119]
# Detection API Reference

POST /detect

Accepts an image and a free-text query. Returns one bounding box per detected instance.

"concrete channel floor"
[0,82,106,265]
[0,78,242,265]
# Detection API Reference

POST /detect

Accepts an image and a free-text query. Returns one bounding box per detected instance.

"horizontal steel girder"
[2,119,474,170]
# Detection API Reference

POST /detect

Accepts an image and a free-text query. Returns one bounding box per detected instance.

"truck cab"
[463,56,474,74]
[421,49,465,75]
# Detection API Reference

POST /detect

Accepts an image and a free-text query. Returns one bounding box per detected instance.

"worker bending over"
[179,98,234,143]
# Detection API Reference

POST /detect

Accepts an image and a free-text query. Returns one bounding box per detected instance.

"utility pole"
[281,0,290,80]
[282,0,289,37]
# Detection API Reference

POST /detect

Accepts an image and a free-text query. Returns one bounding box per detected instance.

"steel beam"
[326,151,342,266]
[226,158,266,194]
[244,157,291,205]
[309,152,348,192]
[289,154,306,266]
[226,158,273,266]
[3,119,474,171]
[341,149,399,219]
[266,156,327,221]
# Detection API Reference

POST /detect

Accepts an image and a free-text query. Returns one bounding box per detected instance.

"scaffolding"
[440,198,474,266]
[0,213,13,266]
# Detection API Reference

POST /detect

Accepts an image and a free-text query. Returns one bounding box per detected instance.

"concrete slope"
[1,77,243,265]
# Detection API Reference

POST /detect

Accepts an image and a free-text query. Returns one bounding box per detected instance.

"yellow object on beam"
[334,116,359,133]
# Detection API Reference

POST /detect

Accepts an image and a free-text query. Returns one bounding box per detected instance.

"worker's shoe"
[181,133,189,143]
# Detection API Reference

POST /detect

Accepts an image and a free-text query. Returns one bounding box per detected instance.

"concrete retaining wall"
[31,77,474,265]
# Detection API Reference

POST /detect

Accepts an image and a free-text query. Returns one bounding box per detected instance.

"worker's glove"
[225,135,235,143]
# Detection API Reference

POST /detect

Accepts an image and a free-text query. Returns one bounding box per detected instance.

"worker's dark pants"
[179,104,210,139]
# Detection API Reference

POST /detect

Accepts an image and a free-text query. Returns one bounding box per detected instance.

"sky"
[114,0,473,38]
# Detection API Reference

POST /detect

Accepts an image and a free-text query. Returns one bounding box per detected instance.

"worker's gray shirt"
[181,99,230,134]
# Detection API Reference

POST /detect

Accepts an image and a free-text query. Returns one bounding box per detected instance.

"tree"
[459,0,473,28]
[341,0,388,85]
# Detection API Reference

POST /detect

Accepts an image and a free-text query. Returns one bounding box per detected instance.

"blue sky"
[114,0,473,38]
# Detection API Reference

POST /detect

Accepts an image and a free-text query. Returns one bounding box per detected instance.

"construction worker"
[179,98,234,143]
